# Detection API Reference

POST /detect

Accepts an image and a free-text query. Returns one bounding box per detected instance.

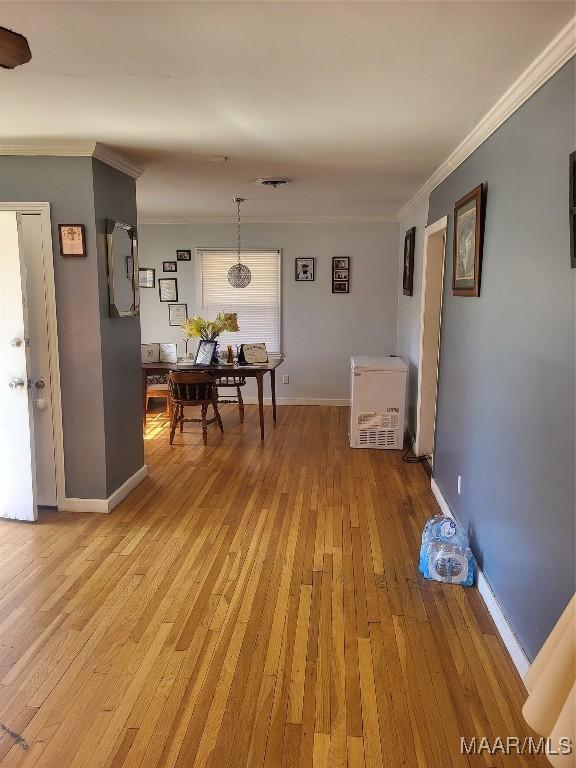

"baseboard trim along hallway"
[431,477,531,680]
[60,464,148,514]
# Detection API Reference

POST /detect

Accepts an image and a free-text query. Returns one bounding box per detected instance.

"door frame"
[414,214,448,460]
[0,202,66,509]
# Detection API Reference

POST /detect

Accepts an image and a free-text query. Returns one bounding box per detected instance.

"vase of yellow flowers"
[182,312,239,362]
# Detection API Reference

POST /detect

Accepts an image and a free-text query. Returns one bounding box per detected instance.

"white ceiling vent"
[251,177,293,188]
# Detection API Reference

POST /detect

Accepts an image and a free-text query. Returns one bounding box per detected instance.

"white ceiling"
[0,1,573,220]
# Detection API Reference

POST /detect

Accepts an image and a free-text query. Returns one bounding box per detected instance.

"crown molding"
[397,17,576,221]
[139,213,398,225]
[92,143,144,179]
[0,140,143,178]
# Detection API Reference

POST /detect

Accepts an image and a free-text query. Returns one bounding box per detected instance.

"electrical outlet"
[282,374,290,384]
[457,475,462,495]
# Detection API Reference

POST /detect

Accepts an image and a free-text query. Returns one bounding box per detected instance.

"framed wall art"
[58,224,86,257]
[163,261,177,272]
[138,268,155,288]
[452,184,485,297]
[168,303,188,326]
[295,258,315,281]
[332,256,350,293]
[403,227,415,296]
[158,278,178,302]
[176,249,192,261]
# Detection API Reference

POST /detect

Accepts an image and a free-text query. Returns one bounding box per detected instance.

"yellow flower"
[182,313,239,340]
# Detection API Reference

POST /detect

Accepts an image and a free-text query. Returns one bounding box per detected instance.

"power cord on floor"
[402,445,430,464]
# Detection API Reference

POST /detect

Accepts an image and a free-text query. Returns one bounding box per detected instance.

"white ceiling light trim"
[397,15,576,220]
[0,140,144,179]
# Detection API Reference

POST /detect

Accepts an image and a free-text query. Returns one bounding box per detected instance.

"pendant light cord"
[234,197,245,264]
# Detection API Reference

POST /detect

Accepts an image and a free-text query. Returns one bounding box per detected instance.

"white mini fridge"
[349,356,408,449]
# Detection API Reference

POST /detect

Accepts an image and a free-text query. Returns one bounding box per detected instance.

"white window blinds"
[199,250,281,355]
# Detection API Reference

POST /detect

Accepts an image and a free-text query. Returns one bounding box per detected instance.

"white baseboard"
[430,478,530,681]
[61,465,148,514]
[242,397,350,406]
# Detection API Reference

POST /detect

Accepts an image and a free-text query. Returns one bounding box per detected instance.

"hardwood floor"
[0,405,547,767]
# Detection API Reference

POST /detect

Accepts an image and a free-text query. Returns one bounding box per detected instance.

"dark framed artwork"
[176,249,192,261]
[295,258,315,281]
[158,278,178,302]
[570,152,575,268]
[138,267,155,288]
[195,339,217,365]
[58,224,86,257]
[332,256,350,293]
[452,184,485,297]
[403,227,416,296]
[163,260,177,272]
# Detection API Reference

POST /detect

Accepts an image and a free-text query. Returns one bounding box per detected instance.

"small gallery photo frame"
[403,227,416,296]
[58,224,86,257]
[295,258,315,281]
[138,268,155,288]
[163,261,177,272]
[176,249,192,261]
[168,303,188,326]
[332,256,350,293]
[159,278,178,302]
[159,343,178,363]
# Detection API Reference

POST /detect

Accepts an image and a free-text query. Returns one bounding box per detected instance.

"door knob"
[35,379,45,389]
[8,377,25,390]
[10,338,22,347]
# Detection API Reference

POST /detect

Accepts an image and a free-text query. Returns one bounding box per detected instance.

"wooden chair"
[168,371,223,446]
[215,375,247,422]
[145,373,172,425]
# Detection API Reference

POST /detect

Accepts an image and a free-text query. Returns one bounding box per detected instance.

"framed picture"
[195,339,217,365]
[333,257,349,270]
[403,227,416,296]
[163,261,177,272]
[332,256,350,293]
[159,343,178,363]
[141,343,160,363]
[138,268,155,288]
[453,184,485,297]
[158,278,178,302]
[168,303,188,326]
[295,258,315,281]
[570,152,575,268]
[58,224,86,257]
[176,249,192,261]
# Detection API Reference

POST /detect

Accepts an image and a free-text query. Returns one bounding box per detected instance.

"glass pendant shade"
[228,262,252,288]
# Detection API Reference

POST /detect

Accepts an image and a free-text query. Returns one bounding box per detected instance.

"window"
[198,250,281,355]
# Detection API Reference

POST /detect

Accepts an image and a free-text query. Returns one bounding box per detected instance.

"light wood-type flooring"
[0,405,548,767]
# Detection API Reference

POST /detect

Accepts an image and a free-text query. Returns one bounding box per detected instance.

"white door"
[21,215,57,506]
[0,211,38,521]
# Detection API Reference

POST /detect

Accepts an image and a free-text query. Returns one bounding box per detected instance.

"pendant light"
[228,197,252,288]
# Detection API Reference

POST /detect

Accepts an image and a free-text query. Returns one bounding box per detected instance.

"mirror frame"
[106,219,140,318]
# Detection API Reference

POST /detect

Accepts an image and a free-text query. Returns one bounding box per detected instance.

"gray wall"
[395,197,430,437]
[0,156,144,500]
[139,222,399,400]
[0,156,107,498]
[428,59,575,661]
[92,159,144,496]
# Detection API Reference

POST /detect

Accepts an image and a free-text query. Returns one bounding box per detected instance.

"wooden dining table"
[142,358,284,440]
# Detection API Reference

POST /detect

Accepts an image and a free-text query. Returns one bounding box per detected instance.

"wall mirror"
[106,219,139,317]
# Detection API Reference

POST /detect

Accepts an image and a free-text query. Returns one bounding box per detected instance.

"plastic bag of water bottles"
[419,514,475,586]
